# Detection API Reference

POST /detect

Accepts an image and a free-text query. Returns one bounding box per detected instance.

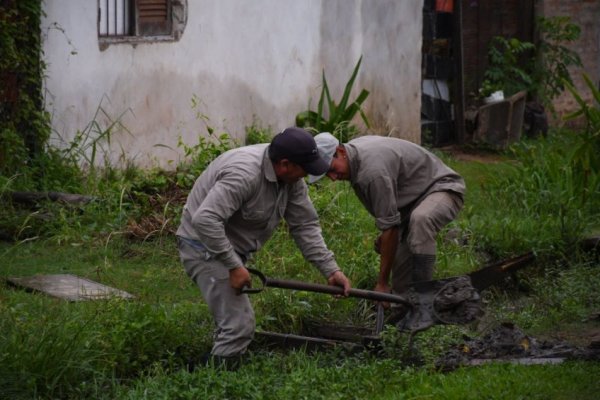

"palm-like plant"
[563,73,600,204]
[296,56,370,142]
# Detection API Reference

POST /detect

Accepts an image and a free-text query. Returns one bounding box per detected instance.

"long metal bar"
[246,252,535,314]
[259,276,413,307]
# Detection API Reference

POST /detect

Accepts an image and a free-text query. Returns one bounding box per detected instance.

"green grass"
[1,129,599,399]
[115,356,599,400]
[3,237,597,399]
[0,238,193,303]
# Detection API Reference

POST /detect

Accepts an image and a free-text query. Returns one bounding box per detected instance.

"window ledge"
[98,35,179,51]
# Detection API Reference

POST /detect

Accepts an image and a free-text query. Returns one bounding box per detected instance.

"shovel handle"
[239,268,267,294]
[241,268,412,307]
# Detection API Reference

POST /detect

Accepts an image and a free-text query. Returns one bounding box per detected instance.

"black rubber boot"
[411,254,436,283]
[386,305,409,325]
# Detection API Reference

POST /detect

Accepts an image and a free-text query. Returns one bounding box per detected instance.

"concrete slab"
[6,274,134,301]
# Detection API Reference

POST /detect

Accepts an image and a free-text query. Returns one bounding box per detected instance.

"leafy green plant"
[245,117,274,145]
[296,56,370,142]
[563,73,600,202]
[170,95,236,189]
[478,79,504,99]
[480,36,535,98]
[534,16,582,110]
[479,16,582,109]
[0,0,50,178]
[174,132,234,189]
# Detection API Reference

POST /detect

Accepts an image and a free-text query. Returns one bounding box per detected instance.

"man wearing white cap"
[309,133,465,319]
[177,127,351,369]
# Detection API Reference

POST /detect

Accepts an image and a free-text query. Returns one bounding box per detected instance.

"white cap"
[308,132,340,183]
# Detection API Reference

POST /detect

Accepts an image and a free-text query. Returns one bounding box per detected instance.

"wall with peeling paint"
[41,0,423,168]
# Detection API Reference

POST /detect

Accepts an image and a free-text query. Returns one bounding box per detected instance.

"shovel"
[243,252,534,333]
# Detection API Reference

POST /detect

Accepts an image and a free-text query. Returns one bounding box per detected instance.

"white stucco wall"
[42,0,422,168]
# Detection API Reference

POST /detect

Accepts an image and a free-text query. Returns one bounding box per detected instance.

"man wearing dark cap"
[176,127,351,369]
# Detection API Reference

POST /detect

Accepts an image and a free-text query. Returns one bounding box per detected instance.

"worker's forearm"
[377,227,399,285]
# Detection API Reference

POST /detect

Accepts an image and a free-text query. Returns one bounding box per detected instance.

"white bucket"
[484,90,505,104]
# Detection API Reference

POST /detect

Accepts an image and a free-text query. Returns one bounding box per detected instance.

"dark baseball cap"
[268,127,329,175]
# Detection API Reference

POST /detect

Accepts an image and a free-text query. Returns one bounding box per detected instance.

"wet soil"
[436,320,600,370]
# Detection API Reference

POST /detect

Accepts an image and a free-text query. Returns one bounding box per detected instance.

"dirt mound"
[437,322,600,371]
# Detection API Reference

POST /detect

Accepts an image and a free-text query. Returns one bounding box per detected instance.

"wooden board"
[6,274,134,301]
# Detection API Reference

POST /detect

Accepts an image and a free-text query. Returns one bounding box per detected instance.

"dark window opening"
[98,0,172,40]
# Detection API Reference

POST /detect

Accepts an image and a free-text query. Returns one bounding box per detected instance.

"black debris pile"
[437,322,599,371]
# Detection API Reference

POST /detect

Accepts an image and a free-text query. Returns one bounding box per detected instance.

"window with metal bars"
[98,0,172,39]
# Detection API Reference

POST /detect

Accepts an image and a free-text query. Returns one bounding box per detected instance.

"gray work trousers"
[391,191,463,294]
[177,238,255,357]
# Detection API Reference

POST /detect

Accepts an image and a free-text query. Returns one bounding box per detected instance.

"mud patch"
[437,322,600,371]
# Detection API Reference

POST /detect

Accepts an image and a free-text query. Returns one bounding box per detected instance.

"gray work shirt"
[176,144,339,277]
[345,136,466,231]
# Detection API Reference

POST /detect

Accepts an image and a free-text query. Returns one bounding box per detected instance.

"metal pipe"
[259,276,413,307]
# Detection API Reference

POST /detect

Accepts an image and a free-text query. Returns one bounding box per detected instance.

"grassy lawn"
[1,131,599,399]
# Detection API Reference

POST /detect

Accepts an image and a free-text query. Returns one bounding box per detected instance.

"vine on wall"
[0,0,49,180]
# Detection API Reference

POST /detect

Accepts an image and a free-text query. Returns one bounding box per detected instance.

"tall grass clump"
[464,128,599,259]
[0,294,212,399]
[563,73,600,197]
[0,96,240,244]
[488,255,600,333]
[0,102,136,243]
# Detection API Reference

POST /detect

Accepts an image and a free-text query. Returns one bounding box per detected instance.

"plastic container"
[484,90,504,104]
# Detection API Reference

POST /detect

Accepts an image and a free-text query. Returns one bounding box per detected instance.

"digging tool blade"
[397,252,535,332]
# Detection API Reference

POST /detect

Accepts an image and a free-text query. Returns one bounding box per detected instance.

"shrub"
[295,56,370,143]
